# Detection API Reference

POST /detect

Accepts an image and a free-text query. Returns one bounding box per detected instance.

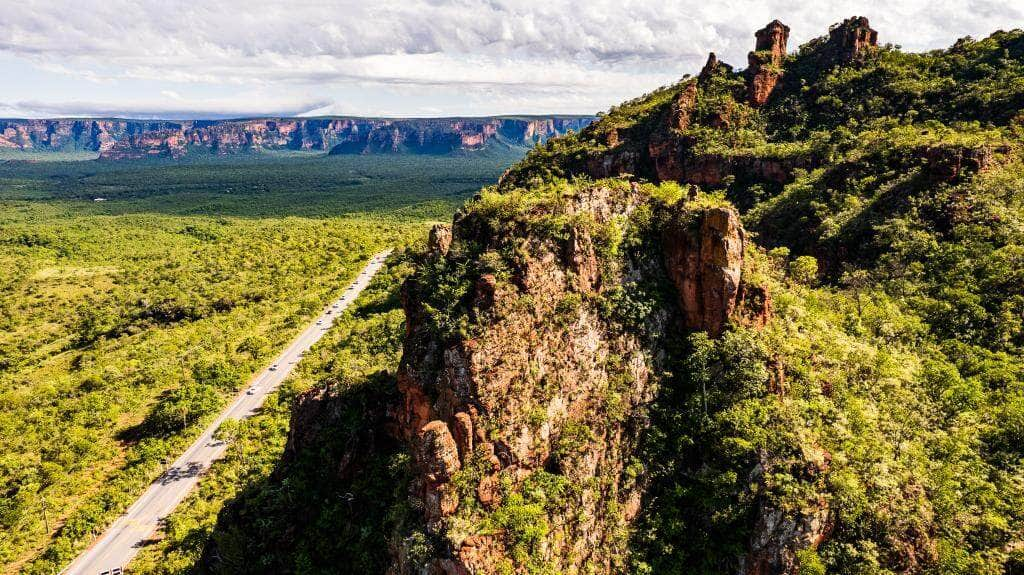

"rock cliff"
[0,116,594,160]
[747,20,790,106]
[390,176,774,573]
[397,183,656,573]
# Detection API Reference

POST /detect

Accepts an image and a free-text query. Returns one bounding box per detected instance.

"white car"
[316,319,323,325]
[246,387,257,395]
[269,364,278,371]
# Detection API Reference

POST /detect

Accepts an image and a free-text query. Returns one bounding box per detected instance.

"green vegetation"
[633,243,1024,573]
[130,254,414,574]
[0,151,517,573]
[420,21,1024,575]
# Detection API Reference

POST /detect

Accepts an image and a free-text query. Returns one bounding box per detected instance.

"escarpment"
[0,116,594,160]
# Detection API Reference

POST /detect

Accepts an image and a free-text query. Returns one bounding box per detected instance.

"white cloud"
[1,94,333,120]
[0,0,1021,118]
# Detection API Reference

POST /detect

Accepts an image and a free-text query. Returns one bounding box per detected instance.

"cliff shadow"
[185,371,415,574]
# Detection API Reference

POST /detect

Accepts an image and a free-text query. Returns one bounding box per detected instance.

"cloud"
[0,1,1021,117]
[2,95,334,120]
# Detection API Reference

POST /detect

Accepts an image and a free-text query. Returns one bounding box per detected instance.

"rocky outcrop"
[393,184,779,573]
[396,184,661,573]
[663,205,746,336]
[698,52,729,84]
[742,447,833,575]
[669,82,699,132]
[575,20,812,186]
[415,420,463,524]
[0,116,595,159]
[428,224,453,257]
[755,20,790,64]
[922,144,998,183]
[828,17,879,62]
[747,20,790,106]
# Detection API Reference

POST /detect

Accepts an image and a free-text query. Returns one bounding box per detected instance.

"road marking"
[60,250,392,575]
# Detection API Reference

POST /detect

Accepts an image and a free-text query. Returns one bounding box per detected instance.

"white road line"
[60,250,393,575]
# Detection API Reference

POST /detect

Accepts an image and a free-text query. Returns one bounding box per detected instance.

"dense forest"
[172,16,1024,575]
[0,152,518,574]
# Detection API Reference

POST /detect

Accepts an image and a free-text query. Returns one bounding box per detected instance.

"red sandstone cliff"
[0,116,594,160]
[389,180,773,573]
[747,20,790,107]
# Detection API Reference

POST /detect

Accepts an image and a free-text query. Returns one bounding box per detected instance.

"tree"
[789,256,819,285]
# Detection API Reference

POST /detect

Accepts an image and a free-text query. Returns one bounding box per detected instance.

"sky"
[1,0,1022,120]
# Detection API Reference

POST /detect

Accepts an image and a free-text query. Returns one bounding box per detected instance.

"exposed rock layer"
[397,185,666,573]
[663,206,746,337]
[747,20,790,106]
[0,116,594,160]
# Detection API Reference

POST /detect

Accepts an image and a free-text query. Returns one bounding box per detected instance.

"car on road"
[269,364,278,371]
[247,386,257,395]
[326,310,332,314]
[316,319,323,325]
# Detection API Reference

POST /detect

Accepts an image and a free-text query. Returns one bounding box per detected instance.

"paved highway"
[61,250,393,575]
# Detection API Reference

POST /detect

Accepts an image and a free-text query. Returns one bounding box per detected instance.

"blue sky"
[1,0,1022,119]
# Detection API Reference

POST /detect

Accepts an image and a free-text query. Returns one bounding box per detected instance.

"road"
[61,250,392,575]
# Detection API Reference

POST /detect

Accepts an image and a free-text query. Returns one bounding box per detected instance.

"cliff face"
[747,20,790,107]
[662,206,745,336]
[0,119,183,154]
[327,118,582,156]
[0,116,594,159]
[392,180,774,574]
[397,184,659,573]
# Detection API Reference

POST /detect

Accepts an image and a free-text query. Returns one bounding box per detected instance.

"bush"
[789,256,819,285]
